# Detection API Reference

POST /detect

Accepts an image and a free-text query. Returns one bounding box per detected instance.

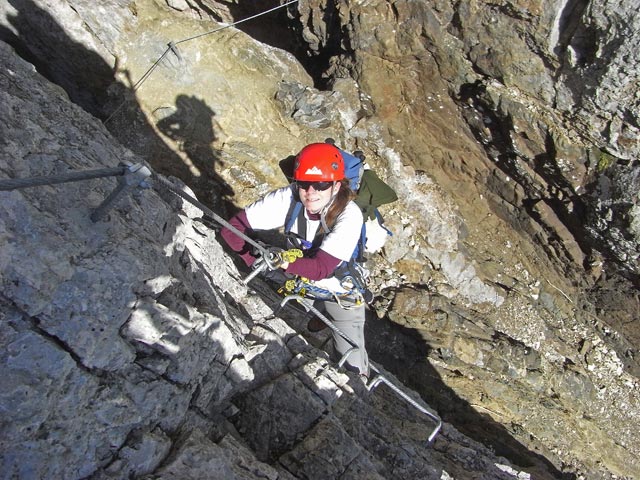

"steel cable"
[104,0,300,125]
[0,167,127,191]
[150,174,270,257]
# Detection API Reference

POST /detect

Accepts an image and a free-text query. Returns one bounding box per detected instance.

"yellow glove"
[279,248,303,264]
[267,248,303,269]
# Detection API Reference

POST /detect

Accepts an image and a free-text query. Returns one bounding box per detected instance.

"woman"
[220,143,369,377]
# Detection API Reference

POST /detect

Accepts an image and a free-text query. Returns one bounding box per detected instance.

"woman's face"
[298,181,341,214]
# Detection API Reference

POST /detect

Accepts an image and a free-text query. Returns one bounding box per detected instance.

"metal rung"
[280,295,359,351]
[367,366,442,442]
[337,346,358,368]
[90,162,151,222]
[279,294,442,443]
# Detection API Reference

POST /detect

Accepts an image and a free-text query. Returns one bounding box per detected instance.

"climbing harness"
[105,0,300,124]
[277,275,365,309]
[279,294,442,443]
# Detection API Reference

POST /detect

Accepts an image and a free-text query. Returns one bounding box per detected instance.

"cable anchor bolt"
[90,161,152,222]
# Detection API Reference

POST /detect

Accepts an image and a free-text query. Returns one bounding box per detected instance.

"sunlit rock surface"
[1,0,639,478]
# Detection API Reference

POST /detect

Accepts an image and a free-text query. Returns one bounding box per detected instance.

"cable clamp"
[90,162,152,222]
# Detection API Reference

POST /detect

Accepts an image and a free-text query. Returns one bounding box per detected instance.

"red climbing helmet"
[294,143,345,182]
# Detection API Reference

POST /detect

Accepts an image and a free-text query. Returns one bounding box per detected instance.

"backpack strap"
[376,209,393,237]
[284,195,369,270]
[284,200,310,250]
[284,200,303,234]
[285,199,326,252]
[355,222,367,262]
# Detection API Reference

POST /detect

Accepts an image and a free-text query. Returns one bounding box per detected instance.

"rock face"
[0,39,532,480]
[1,0,639,479]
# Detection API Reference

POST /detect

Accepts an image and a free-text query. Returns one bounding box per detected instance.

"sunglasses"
[296,181,333,191]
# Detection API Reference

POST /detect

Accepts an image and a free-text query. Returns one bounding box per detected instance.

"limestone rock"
[2,0,640,479]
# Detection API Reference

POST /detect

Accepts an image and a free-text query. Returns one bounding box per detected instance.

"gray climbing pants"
[316,300,369,376]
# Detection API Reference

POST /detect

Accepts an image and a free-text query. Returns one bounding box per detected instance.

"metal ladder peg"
[168,41,183,62]
[365,375,384,391]
[90,162,152,222]
[278,294,442,443]
[337,347,359,368]
[120,162,152,186]
[243,260,268,285]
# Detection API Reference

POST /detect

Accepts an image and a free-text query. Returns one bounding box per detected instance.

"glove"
[278,248,303,264]
[268,248,303,269]
[262,268,294,284]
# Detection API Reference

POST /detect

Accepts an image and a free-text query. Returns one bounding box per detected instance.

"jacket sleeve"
[284,248,342,281]
[220,210,257,267]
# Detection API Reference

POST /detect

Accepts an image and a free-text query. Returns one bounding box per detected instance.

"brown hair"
[322,179,356,232]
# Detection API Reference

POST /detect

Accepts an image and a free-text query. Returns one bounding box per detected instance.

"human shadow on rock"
[156,95,234,216]
[1,0,233,218]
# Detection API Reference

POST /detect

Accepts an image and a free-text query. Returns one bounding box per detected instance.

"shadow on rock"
[155,95,234,215]
[365,303,577,480]
[1,0,115,118]
[1,0,234,218]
